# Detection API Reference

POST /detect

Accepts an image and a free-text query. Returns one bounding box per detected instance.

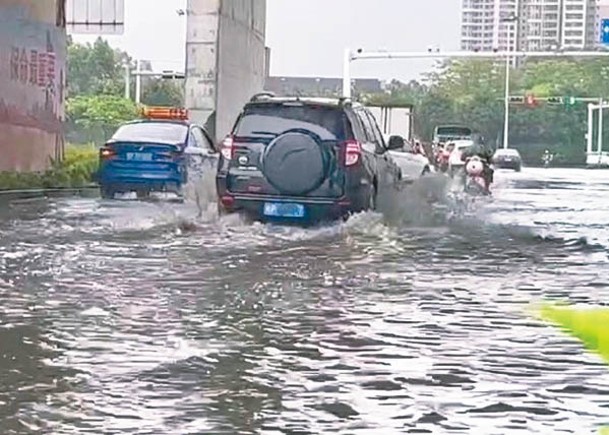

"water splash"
[182,160,219,221]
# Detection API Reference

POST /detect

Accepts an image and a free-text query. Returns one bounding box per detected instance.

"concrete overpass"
[0,0,268,171]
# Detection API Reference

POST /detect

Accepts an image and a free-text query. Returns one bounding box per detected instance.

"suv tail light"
[220,136,234,160]
[344,140,362,167]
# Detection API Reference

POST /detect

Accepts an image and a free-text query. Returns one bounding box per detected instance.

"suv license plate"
[263,202,305,218]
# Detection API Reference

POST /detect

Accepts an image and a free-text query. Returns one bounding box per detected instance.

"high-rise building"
[594,0,609,44]
[461,0,601,52]
[461,0,503,52]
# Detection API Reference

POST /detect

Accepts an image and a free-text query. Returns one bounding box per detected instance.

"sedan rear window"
[235,104,348,141]
[112,122,188,144]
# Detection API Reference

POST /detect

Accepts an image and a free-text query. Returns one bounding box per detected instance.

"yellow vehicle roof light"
[141,106,189,121]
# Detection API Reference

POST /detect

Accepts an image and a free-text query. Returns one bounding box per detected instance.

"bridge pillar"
[185,0,267,143]
[0,0,67,172]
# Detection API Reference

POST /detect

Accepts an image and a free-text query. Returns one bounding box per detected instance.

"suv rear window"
[235,104,348,141]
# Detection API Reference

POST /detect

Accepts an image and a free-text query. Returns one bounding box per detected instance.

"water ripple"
[0,168,608,434]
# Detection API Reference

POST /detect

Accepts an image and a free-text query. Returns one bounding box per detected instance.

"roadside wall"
[0,0,67,172]
[184,0,266,143]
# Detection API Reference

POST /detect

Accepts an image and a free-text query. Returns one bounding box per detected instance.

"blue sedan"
[97,107,217,199]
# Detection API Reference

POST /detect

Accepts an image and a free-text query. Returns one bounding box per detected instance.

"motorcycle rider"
[437,142,454,173]
[460,140,494,193]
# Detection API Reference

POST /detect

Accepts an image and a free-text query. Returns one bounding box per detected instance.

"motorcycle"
[463,156,490,196]
[542,153,553,168]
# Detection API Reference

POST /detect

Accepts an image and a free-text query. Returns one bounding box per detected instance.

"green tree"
[66,95,139,144]
[67,37,130,97]
[363,57,609,164]
[141,78,184,107]
[363,79,428,107]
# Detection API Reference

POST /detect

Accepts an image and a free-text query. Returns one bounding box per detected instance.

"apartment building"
[594,0,609,43]
[461,0,601,52]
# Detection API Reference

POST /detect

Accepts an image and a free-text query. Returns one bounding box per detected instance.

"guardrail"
[0,185,99,202]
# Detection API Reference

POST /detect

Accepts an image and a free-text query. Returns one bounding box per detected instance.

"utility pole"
[135,59,142,104]
[124,63,131,99]
[501,14,519,149]
[587,102,594,156]
[343,48,352,99]
[598,97,604,160]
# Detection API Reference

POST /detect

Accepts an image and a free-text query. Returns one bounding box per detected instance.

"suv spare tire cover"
[261,131,327,195]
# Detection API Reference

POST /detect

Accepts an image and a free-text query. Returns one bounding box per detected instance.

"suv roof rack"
[250,92,276,102]
[338,97,352,106]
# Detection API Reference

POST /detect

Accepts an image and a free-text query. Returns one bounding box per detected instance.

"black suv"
[216,94,402,223]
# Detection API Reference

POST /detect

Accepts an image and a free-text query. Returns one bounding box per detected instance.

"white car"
[386,137,433,182]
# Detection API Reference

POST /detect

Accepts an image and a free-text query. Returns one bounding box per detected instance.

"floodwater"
[0,168,608,434]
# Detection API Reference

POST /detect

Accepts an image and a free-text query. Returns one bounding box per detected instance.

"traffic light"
[546,96,563,104]
[525,94,537,107]
[564,96,576,106]
[508,96,525,104]
[161,71,185,79]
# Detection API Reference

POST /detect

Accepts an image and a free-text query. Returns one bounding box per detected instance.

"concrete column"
[184,0,220,129]
[184,0,267,143]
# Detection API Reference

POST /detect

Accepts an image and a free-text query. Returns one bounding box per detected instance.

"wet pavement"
[0,168,608,434]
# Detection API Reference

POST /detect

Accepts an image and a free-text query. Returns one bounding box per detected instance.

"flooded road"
[0,168,608,434]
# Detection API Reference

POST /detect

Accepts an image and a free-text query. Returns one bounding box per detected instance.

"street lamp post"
[124,63,131,99]
[135,60,142,104]
[123,62,186,103]
[501,14,519,149]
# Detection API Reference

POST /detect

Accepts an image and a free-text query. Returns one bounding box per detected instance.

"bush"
[0,144,99,191]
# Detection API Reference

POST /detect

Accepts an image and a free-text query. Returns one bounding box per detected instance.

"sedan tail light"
[99,147,115,160]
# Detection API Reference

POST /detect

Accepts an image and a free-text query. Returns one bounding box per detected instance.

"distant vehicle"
[448,140,475,175]
[368,105,413,142]
[98,106,217,199]
[366,105,429,181]
[493,148,522,172]
[433,125,474,143]
[386,139,432,182]
[216,94,402,223]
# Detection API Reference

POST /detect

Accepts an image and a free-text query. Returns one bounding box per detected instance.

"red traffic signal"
[525,94,536,106]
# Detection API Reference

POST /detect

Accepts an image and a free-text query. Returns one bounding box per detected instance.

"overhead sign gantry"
[66,0,125,35]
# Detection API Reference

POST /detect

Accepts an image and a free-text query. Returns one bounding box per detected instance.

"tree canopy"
[363,58,609,165]
[66,37,185,144]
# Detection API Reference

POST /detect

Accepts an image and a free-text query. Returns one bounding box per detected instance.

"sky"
[73,0,460,82]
